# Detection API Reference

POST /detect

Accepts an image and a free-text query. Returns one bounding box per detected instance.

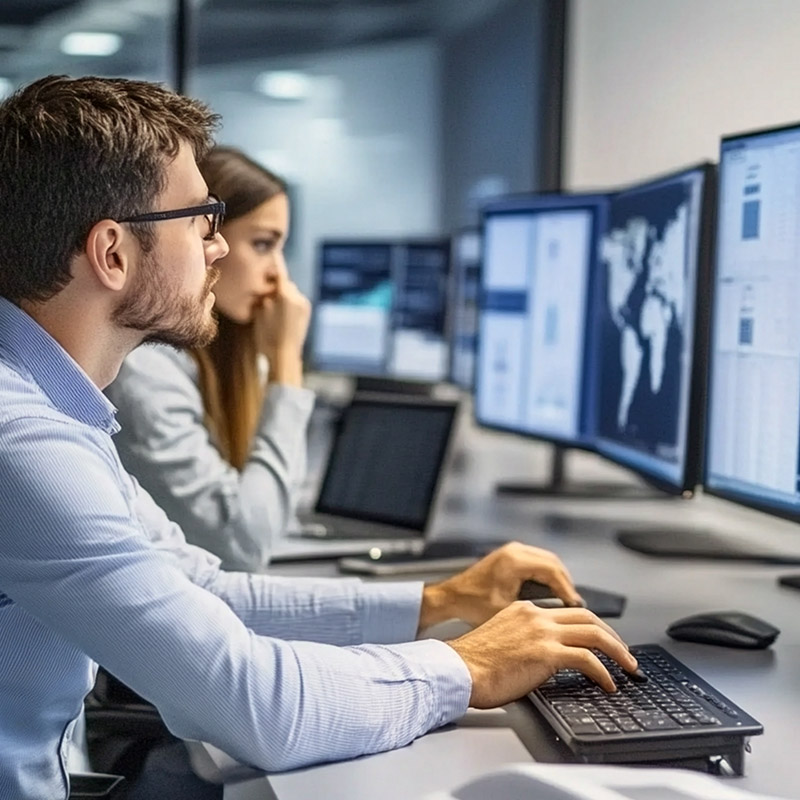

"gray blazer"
[107,345,314,572]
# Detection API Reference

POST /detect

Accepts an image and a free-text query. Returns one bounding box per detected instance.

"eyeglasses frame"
[117,195,226,241]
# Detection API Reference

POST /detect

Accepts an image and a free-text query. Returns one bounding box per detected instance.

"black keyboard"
[528,644,763,775]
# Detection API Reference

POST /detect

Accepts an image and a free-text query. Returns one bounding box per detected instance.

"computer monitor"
[475,192,606,446]
[388,240,451,382]
[311,239,451,385]
[617,137,800,563]
[448,228,482,390]
[474,192,633,497]
[706,123,800,516]
[592,163,715,495]
[312,241,394,376]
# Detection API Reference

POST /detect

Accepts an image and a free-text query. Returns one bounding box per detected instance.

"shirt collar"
[0,297,119,433]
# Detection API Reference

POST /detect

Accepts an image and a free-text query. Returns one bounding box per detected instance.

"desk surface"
[219,423,800,800]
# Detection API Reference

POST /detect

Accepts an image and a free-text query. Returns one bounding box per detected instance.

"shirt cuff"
[390,638,473,727]
[359,581,425,644]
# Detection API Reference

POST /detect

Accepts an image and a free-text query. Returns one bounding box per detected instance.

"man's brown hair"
[0,75,220,303]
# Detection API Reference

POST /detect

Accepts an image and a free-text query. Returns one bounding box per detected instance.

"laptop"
[270,393,460,561]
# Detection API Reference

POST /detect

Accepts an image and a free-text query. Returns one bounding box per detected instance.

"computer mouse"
[666,610,780,649]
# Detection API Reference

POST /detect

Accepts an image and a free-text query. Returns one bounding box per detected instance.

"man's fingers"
[546,607,628,646]
[557,624,638,673]
[541,567,583,607]
[561,647,617,693]
[502,544,583,607]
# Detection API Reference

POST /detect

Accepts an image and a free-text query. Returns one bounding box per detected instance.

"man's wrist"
[418,581,458,632]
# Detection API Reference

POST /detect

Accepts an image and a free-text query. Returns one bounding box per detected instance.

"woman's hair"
[0,75,218,302]
[192,146,287,470]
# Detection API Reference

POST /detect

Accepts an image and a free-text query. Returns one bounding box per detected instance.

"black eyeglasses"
[117,195,226,241]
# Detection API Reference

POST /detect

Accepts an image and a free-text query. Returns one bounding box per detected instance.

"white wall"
[566,0,800,190]
[192,39,441,297]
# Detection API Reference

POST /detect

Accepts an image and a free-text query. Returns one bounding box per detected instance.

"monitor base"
[494,445,668,500]
[494,481,660,499]
[617,529,800,564]
[354,375,434,395]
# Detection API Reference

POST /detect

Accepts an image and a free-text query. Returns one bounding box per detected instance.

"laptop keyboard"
[528,644,762,771]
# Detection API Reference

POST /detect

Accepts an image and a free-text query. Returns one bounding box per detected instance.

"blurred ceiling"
[0,0,511,82]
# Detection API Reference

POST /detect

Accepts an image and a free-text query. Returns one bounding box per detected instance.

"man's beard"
[113,251,220,349]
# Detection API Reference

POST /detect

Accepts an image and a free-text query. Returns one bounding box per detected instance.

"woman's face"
[211,192,290,324]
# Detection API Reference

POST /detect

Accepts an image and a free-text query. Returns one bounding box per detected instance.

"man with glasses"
[0,75,635,800]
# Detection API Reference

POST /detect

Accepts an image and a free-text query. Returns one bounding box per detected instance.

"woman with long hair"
[107,146,313,571]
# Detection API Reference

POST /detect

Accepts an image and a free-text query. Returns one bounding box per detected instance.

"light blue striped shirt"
[0,298,472,800]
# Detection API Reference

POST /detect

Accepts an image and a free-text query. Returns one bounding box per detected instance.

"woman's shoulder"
[113,344,199,397]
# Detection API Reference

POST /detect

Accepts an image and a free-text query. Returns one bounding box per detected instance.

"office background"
[566,0,800,188]
[0,0,558,299]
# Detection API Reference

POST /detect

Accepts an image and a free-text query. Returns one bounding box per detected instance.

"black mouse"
[666,610,780,649]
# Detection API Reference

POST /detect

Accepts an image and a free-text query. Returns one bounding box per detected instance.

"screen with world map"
[592,165,713,490]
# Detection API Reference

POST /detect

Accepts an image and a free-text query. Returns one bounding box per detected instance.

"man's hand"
[418,541,583,630]
[447,601,637,706]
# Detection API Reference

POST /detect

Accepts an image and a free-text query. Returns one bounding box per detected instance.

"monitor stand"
[617,528,800,564]
[494,446,664,500]
[354,375,434,396]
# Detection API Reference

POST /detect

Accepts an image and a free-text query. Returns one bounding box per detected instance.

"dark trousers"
[120,742,222,800]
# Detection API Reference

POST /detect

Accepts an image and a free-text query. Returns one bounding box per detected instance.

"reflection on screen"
[475,199,599,444]
[312,240,450,380]
[706,125,800,513]
[592,167,706,488]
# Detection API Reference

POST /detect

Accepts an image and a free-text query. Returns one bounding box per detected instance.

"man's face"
[112,142,229,348]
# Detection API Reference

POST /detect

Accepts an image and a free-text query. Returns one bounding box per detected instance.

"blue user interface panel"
[592,166,708,489]
[313,240,450,381]
[474,194,606,445]
[706,124,800,514]
[313,242,394,375]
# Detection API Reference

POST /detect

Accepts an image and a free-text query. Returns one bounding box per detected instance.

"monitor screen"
[448,228,482,390]
[592,165,712,491]
[389,241,451,381]
[312,240,450,381]
[706,124,800,515]
[315,398,458,530]
[474,194,607,445]
[313,242,393,375]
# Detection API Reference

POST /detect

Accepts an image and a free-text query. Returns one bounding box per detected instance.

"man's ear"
[84,219,136,291]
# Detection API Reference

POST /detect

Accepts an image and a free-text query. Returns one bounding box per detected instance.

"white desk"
[210,426,800,800]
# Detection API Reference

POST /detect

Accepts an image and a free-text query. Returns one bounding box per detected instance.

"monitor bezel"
[313,393,460,532]
[310,237,452,382]
[472,191,610,452]
[591,161,717,497]
[446,225,482,391]
[703,120,800,521]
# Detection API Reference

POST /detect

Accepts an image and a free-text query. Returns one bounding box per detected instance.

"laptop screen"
[314,397,458,530]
